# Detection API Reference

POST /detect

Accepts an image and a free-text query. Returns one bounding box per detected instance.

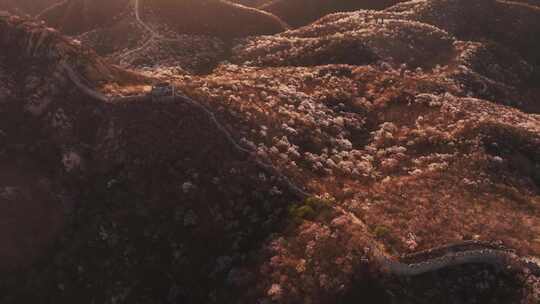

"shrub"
[304,196,334,209]
[374,225,390,239]
[293,205,316,219]
[288,196,335,222]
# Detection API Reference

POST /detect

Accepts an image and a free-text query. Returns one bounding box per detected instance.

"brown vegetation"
[0,0,539,303]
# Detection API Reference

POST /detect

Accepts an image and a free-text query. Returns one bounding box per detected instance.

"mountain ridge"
[0,1,539,303]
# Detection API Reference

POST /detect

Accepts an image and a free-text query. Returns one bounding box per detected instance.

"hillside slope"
[1,1,540,303]
[233,0,540,112]
[0,13,299,303]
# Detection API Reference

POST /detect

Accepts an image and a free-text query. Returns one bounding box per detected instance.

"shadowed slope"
[140,0,288,38]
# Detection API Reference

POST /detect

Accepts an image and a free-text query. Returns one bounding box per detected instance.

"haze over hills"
[37,0,288,37]
[1,1,540,303]
[37,0,131,35]
[0,0,57,15]
[140,0,288,37]
[259,0,405,27]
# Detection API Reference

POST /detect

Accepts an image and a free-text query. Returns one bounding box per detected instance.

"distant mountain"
[38,0,130,35]
[0,0,58,15]
[229,0,270,6]
[139,0,288,38]
[38,0,287,38]
[259,0,404,27]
